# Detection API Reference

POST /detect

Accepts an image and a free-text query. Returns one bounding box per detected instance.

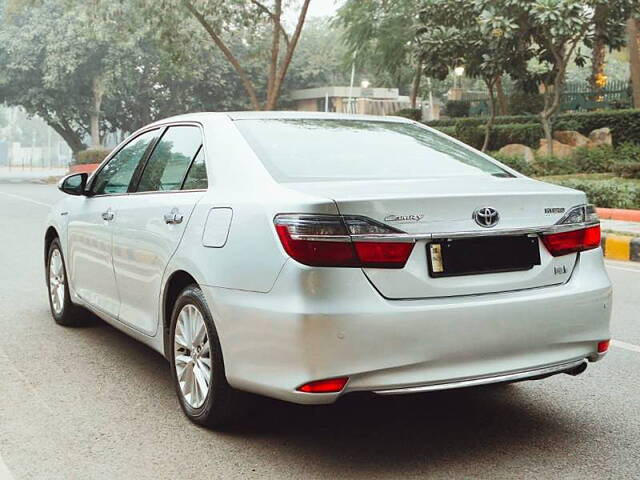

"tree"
[417,0,519,151]
[335,0,422,107]
[148,0,311,110]
[588,1,636,94]
[630,16,640,108]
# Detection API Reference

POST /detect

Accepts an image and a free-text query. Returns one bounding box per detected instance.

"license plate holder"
[427,235,541,278]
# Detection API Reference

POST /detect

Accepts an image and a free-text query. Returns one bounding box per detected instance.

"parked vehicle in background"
[45,112,612,427]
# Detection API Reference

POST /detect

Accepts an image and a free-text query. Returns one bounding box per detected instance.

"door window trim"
[87,127,162,198]
[128,122,207,195]
[87,121,208,197]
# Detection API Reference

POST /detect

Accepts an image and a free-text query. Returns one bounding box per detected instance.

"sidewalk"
[0,166,66,183]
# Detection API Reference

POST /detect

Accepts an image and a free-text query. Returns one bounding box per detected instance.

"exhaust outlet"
[565,361,588,377]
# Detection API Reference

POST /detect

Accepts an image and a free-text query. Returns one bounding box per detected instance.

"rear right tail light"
[541,204,601,256]
[274,214,414,268]
[541,225,601,256]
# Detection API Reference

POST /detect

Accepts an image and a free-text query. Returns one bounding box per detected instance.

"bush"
[427,108,640,145]
[75,148,111,165]
[612,162,640,179]
[544,178,640,209]
[492,123,543,150]
[571,145,615,173]
[490,153,535,176]
[443,100,470,118]
[394,108,422,121]
[554,109,640,145]
[432,125,457,136]
[507,91,544,115]
[533,155,580,176]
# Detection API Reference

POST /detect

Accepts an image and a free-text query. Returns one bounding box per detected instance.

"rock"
[537,139,574,158]
[553,130,589,147]
[498,144,535,163]
[588,127,612,146]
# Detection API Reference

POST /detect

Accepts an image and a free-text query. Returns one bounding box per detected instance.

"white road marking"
[607,265,640,274]
[612,340,640,354]
[0,190,51,207]
[0,454,15,480]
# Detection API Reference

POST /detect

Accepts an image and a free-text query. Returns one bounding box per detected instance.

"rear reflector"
[541,225,601,257]
[297,377,349,393]
[597,340,610,353]
[274,214,414,268]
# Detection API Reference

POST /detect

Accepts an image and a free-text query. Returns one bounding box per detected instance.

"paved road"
[0,183,639,480]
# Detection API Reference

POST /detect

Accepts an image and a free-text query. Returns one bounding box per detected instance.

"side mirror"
[58,173,88,196]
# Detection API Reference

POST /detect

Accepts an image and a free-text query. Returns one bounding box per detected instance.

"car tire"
[169,284,248,428]
[46,238,86,326]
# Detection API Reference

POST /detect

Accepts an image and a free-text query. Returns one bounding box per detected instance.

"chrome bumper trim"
[373,358,587,395]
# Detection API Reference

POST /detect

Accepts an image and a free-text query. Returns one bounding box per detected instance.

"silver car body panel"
[45,111,612,405]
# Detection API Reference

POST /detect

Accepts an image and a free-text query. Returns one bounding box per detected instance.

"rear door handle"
[101,209,114,222]
[164,208,183,225]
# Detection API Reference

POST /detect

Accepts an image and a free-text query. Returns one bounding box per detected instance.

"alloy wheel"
[174,304,212,409]
[49,249,65,315]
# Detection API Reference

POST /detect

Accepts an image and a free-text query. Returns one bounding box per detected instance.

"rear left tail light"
[541,204,601,256]
[274,214,414,268]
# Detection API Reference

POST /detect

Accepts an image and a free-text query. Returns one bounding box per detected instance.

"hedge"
[543,178,640,209]
[74,148,111,165]
[426,108,640,147]
[429,120,543,150]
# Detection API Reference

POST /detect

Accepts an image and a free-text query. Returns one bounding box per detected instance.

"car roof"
[147,111,413,126]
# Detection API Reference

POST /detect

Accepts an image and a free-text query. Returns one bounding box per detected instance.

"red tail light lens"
[597,340,610,353]
[541,225,601,257]
[274,214,414,268]
[354,242,416,268]
[297,377,348,393]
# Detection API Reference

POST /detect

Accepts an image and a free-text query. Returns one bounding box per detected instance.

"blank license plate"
[427,235,541,278]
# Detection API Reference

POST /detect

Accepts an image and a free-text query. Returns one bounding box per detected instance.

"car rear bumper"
[203,249,612,404]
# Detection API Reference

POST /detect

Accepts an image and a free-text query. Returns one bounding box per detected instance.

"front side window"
[234,119,511,183]
[136,126,202,192]
[91,129,159,195]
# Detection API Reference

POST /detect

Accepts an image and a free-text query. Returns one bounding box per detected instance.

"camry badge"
[472,207,500,228]
[384,214,424,222]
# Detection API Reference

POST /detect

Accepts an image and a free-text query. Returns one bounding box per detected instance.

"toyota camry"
[45,112,612,427]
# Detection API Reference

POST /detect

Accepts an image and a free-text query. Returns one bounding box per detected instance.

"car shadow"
[81,317,586,473]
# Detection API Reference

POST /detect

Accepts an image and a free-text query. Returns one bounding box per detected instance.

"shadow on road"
[79,315,584,473]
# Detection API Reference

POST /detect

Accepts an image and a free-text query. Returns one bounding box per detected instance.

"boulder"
[537,139,574,158]
[588,127,612,146]
[553,130,589,147]
[498,143,535,163]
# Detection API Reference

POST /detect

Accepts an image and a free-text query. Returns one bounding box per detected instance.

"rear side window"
[137,126,202,192]
[182,148,208,190]
[92,129,158,195]
[234,119,511,182]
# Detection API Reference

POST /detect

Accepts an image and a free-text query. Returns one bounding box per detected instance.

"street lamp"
[453,65,465,89]
[360,79,370,89]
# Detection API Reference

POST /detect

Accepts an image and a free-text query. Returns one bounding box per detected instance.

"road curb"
[597,207,640,222]
[601,233,640,262]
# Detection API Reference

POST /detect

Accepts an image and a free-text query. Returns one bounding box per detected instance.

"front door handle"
[164,208,183,225]
[101,209,114,222]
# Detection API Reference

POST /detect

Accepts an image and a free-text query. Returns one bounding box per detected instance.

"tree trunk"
[629,17,640,108]
[482,79,497,152]
[495,76,508,116]
[90,75,105,149]
[265,0,282,110]
[591,4,607,95]
[410,61,422,109]
[48,122,86,157]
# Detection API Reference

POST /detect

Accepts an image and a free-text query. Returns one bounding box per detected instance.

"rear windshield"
[234,119,511,182]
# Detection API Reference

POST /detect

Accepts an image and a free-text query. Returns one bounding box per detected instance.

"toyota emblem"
[472,207,500,228]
